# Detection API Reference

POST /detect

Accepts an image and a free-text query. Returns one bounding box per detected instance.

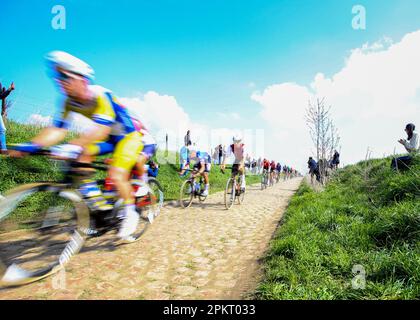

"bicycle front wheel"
[224,178,235,210]
[146,178,164,216]
[0,183,90,288]
[179,180,194,208]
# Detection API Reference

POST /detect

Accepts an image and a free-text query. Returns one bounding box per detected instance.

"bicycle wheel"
[0,183,90,288]
[179,180,194,208]
[224,178,235,210]
[146,178,164,216]
[261,174,266,190]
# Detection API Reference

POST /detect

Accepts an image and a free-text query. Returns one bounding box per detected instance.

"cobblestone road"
[0,177,302,300]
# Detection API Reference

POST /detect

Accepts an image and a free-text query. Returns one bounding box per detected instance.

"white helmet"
[232,134,242,143]
[45,51,95,80]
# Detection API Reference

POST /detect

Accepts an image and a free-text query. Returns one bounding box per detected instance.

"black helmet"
[406,123,415,131]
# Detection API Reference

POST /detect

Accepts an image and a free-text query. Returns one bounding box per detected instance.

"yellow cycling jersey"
[53,85,145,136]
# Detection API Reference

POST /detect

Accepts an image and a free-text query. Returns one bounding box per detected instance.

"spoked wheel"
[102,199,149,244]
[179,180,194,208]
[148,178,164,215]
[0,183,90,288]
[261,174,267,190]
[145,178,164,217]
[131,208,151,241]
[224,178,236,210]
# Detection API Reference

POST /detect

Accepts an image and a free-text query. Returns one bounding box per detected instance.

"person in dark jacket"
[308,157,320,183]
[147,160,159,178]
[0,82,15,153]
[331,150,340,169]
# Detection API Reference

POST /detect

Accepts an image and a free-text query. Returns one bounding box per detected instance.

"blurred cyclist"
[9,51,146,241]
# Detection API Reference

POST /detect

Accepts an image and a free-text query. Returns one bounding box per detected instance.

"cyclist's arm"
[69,123,112,148]
[32,126,68,147]
[31,104,71,147]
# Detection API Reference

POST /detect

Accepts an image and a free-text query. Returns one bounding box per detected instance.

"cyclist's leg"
[238,164,246,190]
[78,136,123,211]
[109,132,144,237]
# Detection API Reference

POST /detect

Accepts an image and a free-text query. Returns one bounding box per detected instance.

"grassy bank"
[0,121,261,202]
[256,156,420,300]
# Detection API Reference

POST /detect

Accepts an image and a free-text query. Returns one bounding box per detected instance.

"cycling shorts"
[232,164,244,175]
[193,162,210,173]
[86,132,143,171]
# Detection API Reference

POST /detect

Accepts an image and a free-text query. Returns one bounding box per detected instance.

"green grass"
[0,120,261,205]
[256,155,420,300]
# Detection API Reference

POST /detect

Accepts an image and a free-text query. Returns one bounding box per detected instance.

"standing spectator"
[218,144,223,165]
[308,157,320,183]
[0,82,15,153]
[212,146,218,164]
[391,123,419,170]
[257,157,262,174]
[331,150,340,170]
[184,130,192,147]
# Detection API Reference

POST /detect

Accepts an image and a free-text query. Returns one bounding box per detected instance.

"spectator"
[212,146,218,164]
[218,144,223,165]
[184,130,192,147]
[308,156,320,182]
[0,82,15,153]
[147,160,159,178]
[391,123,419,171]
[257,157,262,174]
[331,150,340,170]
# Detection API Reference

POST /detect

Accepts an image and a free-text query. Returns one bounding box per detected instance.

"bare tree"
[305,97,340,184]
[329,121,341,159]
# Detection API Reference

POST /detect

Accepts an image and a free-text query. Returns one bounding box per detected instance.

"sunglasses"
[55,70,81,82]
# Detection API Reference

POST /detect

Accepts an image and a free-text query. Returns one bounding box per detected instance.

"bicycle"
[179,169,208,208]
[222,167,245,210]
[276,171,281,183]
[261,169,269,190]
[0,149,159,288]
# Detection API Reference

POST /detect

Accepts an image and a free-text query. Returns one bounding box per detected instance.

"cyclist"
[282,165,288,180]
[9,51,146,241]
[189,149,211,196]
[269,160,276,184]
[276,162,282,180]
[221,134,246,192]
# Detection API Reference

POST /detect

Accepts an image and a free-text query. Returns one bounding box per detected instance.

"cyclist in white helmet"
[9,51,149,241]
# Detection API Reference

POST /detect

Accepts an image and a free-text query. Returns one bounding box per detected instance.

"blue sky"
[1,0,420,168]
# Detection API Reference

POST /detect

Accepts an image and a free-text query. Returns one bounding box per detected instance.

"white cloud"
[216,112,241,121]
[252,30,420,171]
[119,92,244,155]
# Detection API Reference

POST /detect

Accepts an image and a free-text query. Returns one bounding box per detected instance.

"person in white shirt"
[391,123,419,170]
